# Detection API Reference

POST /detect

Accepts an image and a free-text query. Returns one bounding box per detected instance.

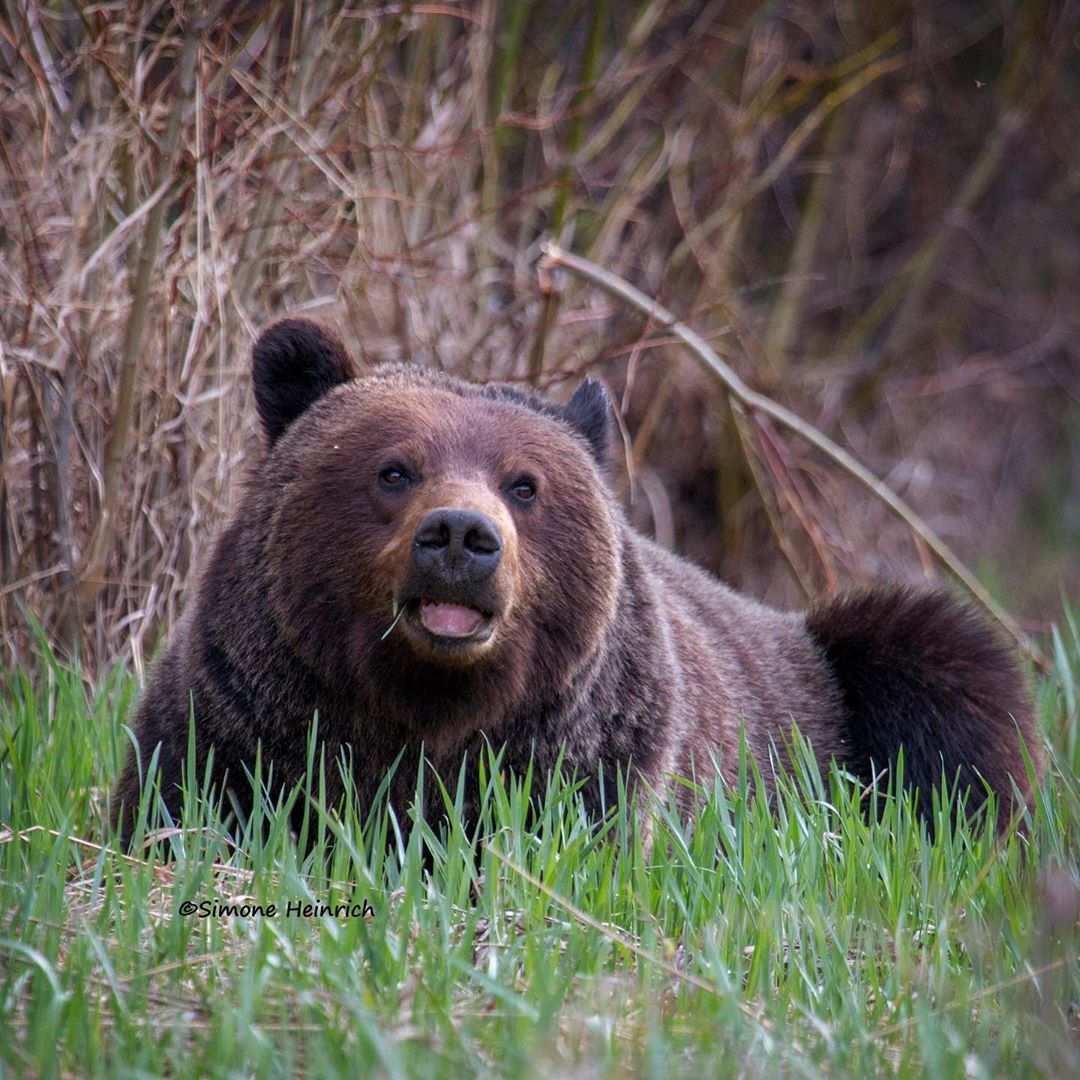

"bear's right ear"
[564,378,613,466]
[252,319,356,445]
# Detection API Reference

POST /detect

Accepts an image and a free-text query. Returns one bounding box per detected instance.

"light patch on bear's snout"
[425,477,518,545]
[375,477,519,580]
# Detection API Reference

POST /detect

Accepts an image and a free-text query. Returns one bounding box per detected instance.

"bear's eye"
[509,477,537,503]
[378,465,411,489]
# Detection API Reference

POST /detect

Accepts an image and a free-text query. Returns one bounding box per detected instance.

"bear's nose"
[412,508,502,583]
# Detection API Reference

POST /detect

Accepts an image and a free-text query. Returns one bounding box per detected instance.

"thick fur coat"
[113,319,1041,844]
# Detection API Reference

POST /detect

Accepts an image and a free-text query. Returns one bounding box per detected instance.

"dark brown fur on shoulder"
[112,318,1044,847]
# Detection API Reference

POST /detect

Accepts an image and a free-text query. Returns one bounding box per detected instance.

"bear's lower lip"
[418,600,488,639]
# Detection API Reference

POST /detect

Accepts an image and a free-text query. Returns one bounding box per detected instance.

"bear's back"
[631,535,847,786]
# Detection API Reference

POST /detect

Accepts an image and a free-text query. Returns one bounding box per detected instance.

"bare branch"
[539,241,1049,672]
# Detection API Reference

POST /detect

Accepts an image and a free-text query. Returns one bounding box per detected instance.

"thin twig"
[79,21,203,606]
[873,955,1068,1037]
[539,241,1048,672]
[672,46,906,267]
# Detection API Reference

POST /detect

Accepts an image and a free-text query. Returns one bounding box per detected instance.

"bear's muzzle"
[388,507,507,656]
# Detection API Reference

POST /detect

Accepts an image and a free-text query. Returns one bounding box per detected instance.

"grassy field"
[2,612,1079,1078]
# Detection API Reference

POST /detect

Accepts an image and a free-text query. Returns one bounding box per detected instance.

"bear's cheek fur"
[502,474,623,690]
[264,466,403,676]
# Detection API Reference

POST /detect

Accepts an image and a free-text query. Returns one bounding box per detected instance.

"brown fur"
[112,319,1043,845]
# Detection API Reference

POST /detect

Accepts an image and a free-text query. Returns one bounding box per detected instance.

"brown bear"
[112,318,1042,846]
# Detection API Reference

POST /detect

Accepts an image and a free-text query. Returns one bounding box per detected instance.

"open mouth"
[401,598,495,646]
[419,600,487,638]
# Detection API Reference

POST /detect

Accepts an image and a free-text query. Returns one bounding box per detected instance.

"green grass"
[2,616,1079,1079]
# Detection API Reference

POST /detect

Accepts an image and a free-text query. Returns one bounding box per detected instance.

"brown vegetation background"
[1,0,1077,673]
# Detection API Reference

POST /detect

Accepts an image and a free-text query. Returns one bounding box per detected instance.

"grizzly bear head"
[249,318,623,733]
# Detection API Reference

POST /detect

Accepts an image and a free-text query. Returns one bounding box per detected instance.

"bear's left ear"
[564,378,612,465]
[252,318,356,445]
